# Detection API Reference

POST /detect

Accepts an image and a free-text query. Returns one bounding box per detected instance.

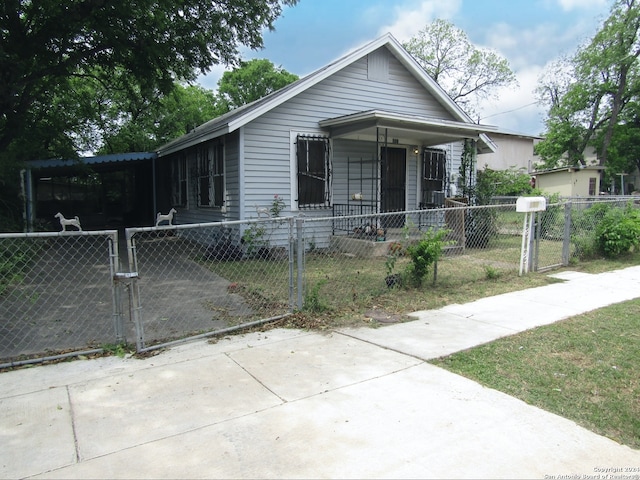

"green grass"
[202,245,640,448]
[201,244,569,327]
[431,298,640,449]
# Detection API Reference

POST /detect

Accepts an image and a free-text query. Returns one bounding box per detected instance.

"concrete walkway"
[2,266,640,479]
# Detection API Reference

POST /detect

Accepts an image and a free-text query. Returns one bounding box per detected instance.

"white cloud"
[557,0,608,11]
[196,63,229,93]
[376,0,463,42]
[479,65,546,135]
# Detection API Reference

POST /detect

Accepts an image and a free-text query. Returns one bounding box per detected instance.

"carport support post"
[296,217,304,311]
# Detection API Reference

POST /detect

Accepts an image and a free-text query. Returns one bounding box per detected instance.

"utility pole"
[617,173,628,195]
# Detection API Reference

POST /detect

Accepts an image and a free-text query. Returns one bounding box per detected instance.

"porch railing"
[332,203,377,234]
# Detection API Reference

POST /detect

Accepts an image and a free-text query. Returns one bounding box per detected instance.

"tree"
[535,0,640,170]
[97,82,219,154]
[98,59,298,153]
[403,19,517,118]
[0,0,297,169]
[214,59,299,114]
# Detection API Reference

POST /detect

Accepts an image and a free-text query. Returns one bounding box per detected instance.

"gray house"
[154,34,497,236]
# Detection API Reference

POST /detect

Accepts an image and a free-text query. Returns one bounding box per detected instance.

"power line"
[480,102,539,121]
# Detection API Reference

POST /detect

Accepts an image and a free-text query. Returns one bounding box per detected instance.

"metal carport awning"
[318,110,498,153]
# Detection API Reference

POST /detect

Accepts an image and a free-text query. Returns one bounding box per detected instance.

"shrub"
[404,228,451,287]
[596,205,640,258]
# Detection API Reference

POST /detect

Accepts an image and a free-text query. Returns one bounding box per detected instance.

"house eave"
[319,110,498,151]
[157,125,231,157]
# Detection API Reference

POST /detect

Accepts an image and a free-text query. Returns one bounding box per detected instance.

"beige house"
[533,166,605,197]
[477,130,542,173]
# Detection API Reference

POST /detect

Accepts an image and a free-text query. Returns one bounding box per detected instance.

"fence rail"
[2,197,639,365]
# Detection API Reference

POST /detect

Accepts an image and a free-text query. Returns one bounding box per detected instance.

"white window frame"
[290,131,331,211]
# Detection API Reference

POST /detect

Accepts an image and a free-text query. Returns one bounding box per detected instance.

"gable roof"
[157,33,496,156]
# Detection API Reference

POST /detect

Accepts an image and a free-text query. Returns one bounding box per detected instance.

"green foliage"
[304,279,329,313]
[404,228,452,287]
[484,265,502,280]
[101,343,131,358]
[536,0,640,169]
[458,138,475,200]
[0,0,297,164]
[571,203,612,259]
[403,19,517,118]
[269,194,286,217]
[476,167,534,197]
[215,59,299,113]
[0,238,46,294]
[241,225,268,257]
[594,102,640,192]
[596,205,640,257]
[98,82,219,154]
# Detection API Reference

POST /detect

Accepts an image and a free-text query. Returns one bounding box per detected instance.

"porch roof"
[319,110,498,153]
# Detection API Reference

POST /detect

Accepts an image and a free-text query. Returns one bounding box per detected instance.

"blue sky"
[198,0,612,136]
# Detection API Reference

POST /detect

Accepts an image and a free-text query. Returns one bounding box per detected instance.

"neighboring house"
[476,130,542,173]
[23,34,497,238]
[153,34,496,230]
[533,166,605,197]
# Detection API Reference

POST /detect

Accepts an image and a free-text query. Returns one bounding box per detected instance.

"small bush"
[484,265,502,280]
[304,279,330,313]
[405,228,451,287]
[596,205,640,258]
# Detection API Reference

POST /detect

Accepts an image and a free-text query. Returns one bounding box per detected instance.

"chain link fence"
[0,231,120,367]
[125,218,295,352]
[300,204,525,313]
[566,197,640,262]
[2,197,639,364]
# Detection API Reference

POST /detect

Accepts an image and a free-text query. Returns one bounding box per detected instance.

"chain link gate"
[123,218,296,353]
[0,230,123,367]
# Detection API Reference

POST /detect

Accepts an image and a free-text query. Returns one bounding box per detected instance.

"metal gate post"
[108,232,125,344]
[296,217,304,311]
[125,229,145,351]
[288,217,295,312]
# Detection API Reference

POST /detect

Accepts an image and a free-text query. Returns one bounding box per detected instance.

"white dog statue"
[155,208,177,226]
[54,212,82,231]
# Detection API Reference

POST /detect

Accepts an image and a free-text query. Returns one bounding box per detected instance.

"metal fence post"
[288,217,295,312]
[562,202,572,266]
[108,233,125,344]
[125,229,145,351]
[296,217,304,311]
[532,211,540,272]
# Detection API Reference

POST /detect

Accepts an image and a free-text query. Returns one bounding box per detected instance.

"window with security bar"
[171,156,187,207]
[296,135,330,208]
[421,148,446,208]
[196,141,224,208]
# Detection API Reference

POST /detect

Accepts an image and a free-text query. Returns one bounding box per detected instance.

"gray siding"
[241,46,458,221]
[176,135,239,225]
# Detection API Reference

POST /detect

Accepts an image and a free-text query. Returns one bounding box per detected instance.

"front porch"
[329,200,467,258]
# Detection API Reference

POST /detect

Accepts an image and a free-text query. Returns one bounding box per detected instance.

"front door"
[381,147,406,228]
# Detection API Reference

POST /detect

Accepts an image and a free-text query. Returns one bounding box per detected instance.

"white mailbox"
[516,196,547,213]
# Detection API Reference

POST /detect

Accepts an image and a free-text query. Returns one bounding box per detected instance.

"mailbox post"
[516,197,547,275]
